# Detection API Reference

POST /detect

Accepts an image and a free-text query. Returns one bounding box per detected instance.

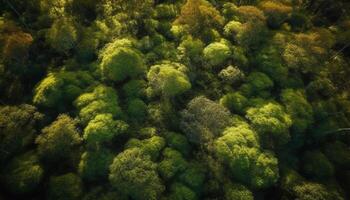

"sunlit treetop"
[246,102,292,147]
[147,62,191,98]
[33,70,95,109]
[99,38,146,82]
[214,124,279,189]
[74,84,123,124]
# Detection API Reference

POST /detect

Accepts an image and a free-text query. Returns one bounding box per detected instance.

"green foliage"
[125,136,166,161]
[218,65,245,84]
[224,183,254,200]
[40,0,71,19]
[100,39,146,82]
[255,45,288,86]
[2,152,43,194]
[165,132,191,156]
[147,63,191,97]
[122,79,146,99]
[203,41,231,67]
[224,20,242,40]
[246,102,292,147]
[180,96,231,144]
[323,141,350,168]
[168,183,197,200]
[79,149,114,182]
[35,115,82,163]
[302,151,334,180]
[46,18,78,54]
[0,104,43,163]
[240,72,274,97]
[155,4,178,20]
[159,148,188,180]
[33,71,95,109]
[48,173,83,200]
[109,148,165,200]
[83,114,128,147]
[178,36,204,64]
[177,163,206,193]
[288,12,310,31]
[127,98,148,121]
[75,85,123,124]
[220,92,248,114]
[101,0,154,21]
[214,124,279,188]
[281,89,314,133]
[293,182,344,200]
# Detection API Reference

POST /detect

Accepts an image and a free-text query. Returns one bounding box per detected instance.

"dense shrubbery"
[0,0,349,199]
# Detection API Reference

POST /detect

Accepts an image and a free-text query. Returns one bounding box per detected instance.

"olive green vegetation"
[0,0,349,200]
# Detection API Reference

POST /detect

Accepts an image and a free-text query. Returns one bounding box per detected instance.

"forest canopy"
[0,0,350,200]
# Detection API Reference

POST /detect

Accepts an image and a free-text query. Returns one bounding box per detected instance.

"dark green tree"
[109,148,165,200]
[35,114,82,163]
[48,173,83,200]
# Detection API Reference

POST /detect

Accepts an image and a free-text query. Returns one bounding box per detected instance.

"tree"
[127,98,148,122]
[323,141,350,169]
[220,92,248,114]
[302,151,334,180]
[101,0,154,21]
[2,152,43,194]
[180,96,231,144]
[79,149,114,182]
[75,85,123,124]
[224,183,253,200]
[214,125,279,188]
[177,163,206,193]
[178,36,204,64]
[233,6,268,49]
[246,102,292,147]
[48,173,83,200]
[174,0,224,40]
[99,39,146,82]
[46,18,78,54]
[158,148,188,180]
[165,132,191,156]
[281,89,314,134]
[0,104,43,163]
[1,28,33,69]
[125,136,166,161]
[122,79,146,99]
[83,114,128,148]
[259,1,292,28]
[224,20,243,41]
[147,63,191,98]
[168,183,197,200]
[293,182,344,200]
[218,65,245,84]
[35,114,82,163]
[255,45,289,86]
[240,72,274,97]
[33,70,95,109]
[40,0,72,19]
[203,41,231,67]
[109,148,165,200]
